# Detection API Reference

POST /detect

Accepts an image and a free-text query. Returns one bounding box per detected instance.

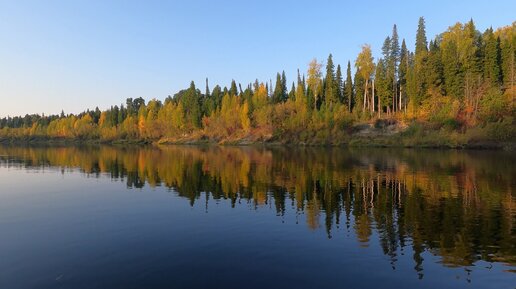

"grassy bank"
[156,119,515,149]
[2,119,514,150]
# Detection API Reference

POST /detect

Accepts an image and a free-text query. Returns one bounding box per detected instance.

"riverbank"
[3,120,514,150]
[157,119,514,150]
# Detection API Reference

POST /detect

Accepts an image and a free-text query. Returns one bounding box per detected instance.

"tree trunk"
[378,84,381,118]
[393,78,397,113]
[363,79,368,111]
[349,94,352,113]
[392,89,396,113]
[511,46,515,107]
[399,86,403,114]
[372,79,375,114]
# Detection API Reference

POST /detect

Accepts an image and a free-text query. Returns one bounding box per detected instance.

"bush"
[478,88,508,123]
[485,118,515,141]
[401,122,424,137]
[442,118,461,131]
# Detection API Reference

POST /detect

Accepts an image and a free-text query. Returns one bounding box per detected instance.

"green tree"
[415,17,428,55]
[426,39,444,95]
[281,71,288,101]
[324,53,338,108]
[414,17,428,106]
[289,82,296,101]
[375,59,390,115]
[181,81,202,129]
[497,23,515,92]
[483,28,502,87]
[390,25,400,112]
[229,80,238,96]
[273,72,286,103]
[399,39,409,112]
[382,36,394,111]
[441,28,463,99]
[336,64,343,103]
[345,61,354,111]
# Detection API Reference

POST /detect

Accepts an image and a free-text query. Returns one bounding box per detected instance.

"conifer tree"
[441,33,463,99]
[336,64,343,102]
[375,59,389,116]
[426,39,444,94]
[324,54,338,108]
[281,71,288,102]
[345,61,354,111]
[296,70,307,103]
[382,36,394,110]
[390,25,400,111]
[415,17,428,55]
[205,78,211,99]
[483,28,502,87]
[498,25,515,91]
[289,82,296,101]
[414,16,428,105]
[181,81,201,128]
[399,39,409,111]
[229,80,238,96]
[273,73,284,103]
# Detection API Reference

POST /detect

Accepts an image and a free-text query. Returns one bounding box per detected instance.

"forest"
[1,18,514,147]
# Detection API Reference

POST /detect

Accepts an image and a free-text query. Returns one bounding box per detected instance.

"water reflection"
[0,145,514,278]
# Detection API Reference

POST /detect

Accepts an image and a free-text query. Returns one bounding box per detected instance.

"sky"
[0,0,514,117]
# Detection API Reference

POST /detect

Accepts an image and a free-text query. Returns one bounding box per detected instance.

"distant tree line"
[1,18,514,143]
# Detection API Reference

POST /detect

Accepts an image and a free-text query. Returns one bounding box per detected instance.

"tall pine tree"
[483,28,502,87]
[390,25,401,111]
[324,54,338,108]
[336,64,343,103]
[414,16,428,106]
[345,61,354,111]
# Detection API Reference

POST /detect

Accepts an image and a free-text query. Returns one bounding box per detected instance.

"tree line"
[1,18,514,143]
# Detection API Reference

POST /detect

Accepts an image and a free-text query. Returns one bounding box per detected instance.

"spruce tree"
[390,25,400,111]
[281,71,288,102]
[414,16,428,104]
[462,19,483,103]
[273,73,283,103]
[229,80,238,96]
[483,28,502,87]
[345,61,354,111]
[442,38,463,99]
[375,59,389,115]
[181,81,201,128]
[499,30,515,90]
[415,17,428,54]
[289,82,296,101]
[336,64,343,103]
[324,54,337,108]
[205,78,210,99]
[399,39,409,111]
[382,36,394,109]
[426,39,444,94]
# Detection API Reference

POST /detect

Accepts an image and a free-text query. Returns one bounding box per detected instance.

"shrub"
[478,88,508,123]
[485,118,515,141]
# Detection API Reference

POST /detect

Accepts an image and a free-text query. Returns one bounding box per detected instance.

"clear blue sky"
[1,0,514,117]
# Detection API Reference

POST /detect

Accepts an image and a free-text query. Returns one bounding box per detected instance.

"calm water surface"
[0,145,514,289]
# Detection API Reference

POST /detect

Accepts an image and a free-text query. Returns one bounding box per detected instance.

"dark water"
[0,145,514,289]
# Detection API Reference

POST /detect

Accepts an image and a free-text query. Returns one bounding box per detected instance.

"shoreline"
[1,136,514,150]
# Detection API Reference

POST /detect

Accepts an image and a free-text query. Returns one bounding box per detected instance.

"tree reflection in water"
[1,145,514,278]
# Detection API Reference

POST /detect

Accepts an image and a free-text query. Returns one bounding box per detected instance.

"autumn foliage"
[1,19,514,145]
